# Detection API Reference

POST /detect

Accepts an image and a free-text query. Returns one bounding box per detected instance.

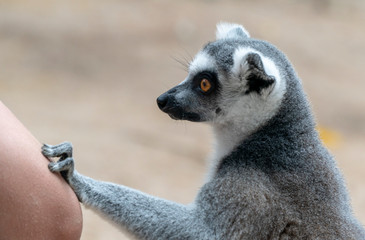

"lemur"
[42,23,365,239]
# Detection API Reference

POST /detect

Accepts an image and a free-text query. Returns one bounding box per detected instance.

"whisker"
[170,47,195,73]
[170,55,190,72]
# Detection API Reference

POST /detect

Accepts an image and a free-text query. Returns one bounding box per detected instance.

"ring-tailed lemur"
[42,23,365,239]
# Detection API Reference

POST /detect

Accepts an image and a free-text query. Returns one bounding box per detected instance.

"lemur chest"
[198,173,284,218]
[195,175,298,238]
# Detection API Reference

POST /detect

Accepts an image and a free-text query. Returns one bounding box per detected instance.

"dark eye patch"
[192,71,219,95]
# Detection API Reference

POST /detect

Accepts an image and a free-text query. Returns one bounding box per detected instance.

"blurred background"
[0,0,364,239]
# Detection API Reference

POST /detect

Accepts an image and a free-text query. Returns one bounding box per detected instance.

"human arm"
[0,101,83,240]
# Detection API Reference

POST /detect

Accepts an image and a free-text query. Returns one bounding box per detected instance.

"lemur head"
[157,22,287,137]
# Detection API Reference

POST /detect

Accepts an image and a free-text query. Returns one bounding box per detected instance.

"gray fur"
[43,23,365,239]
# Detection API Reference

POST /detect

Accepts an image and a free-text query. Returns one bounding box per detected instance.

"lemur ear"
[241,53,275,96]
[216,22,250,40]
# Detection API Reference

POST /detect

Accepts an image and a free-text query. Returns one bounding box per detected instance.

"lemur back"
[43,23,365,239]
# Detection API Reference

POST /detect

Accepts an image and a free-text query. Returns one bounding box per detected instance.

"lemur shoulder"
[42,23,365,239]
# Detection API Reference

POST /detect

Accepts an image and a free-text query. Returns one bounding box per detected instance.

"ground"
[0,0,364,239]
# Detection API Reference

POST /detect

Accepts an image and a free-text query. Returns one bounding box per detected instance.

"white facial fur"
[178,52,216,86]
[189,51,216,74]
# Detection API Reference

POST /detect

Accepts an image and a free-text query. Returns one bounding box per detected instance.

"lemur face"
[157,23,286,129]
[156,66,221,122]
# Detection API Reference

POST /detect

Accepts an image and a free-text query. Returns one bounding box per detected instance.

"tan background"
[0,0,364,239]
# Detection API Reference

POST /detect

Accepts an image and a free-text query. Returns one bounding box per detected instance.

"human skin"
[0,101,82,240]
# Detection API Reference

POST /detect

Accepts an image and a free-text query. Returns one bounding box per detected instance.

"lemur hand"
[42,142,75,183]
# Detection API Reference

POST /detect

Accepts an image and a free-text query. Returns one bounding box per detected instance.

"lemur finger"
[48,157,74,173]
[42,142,73,159]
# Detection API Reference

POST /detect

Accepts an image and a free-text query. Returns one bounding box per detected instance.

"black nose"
[157,94,168,110]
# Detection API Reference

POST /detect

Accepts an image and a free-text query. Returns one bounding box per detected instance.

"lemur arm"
[42,142,210,240]
[71,172,203,239]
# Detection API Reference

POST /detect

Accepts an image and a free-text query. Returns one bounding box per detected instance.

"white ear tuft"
[216,22,250,40]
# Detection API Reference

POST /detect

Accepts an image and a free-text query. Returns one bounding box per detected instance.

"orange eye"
[200,79,211,93]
